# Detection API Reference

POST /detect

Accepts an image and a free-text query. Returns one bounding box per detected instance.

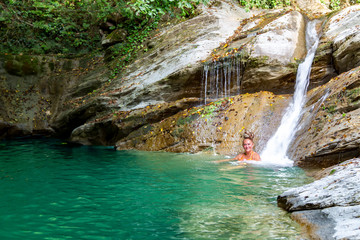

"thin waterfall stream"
[260,20,321,166]
[202,54,245,104]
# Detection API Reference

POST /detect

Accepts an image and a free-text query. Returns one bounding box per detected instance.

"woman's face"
[243,139,254,154]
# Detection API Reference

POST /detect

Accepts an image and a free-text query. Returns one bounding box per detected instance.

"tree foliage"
[0,0,208,55]
[237,0,291,11]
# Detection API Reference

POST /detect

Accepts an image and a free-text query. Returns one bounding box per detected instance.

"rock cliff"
[1,1,360,239]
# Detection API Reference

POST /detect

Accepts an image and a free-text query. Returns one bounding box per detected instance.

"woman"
[215,131,261,163]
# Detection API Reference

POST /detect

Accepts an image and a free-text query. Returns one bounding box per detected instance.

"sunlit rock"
[241,11,307,93]
[245,11,306,65]
[210,10,308,94]
[324,5,360,73]
[289,66,360,168]
[115,92,290,155]
[106,0,251,110]
[310,5,360,89]
[278,159,360,240]
[293,0,331,18]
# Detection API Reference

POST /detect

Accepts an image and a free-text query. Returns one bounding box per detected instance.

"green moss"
[171,127,184,137]
[4,55,40,76]
[177,113,199,126]
[346,87,360,102]
[48,62,55,71]
[62,60,73,72]
[326,105,337,113]
[288,58,303,71]
[246,55,269,68]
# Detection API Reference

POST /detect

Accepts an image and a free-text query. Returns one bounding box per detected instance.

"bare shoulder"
[253,152,261,161]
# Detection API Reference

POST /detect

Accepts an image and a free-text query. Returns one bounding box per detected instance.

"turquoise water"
[0,138,311,239]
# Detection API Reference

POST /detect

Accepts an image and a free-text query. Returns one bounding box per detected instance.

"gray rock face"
[278,159,360,240]
[310,5,360,89]
[232,10,308,94]
[107,0,251,110]
[278,159,360,211]
[289,66,360,168]
[325,5,360,74]
[291,206,360,240]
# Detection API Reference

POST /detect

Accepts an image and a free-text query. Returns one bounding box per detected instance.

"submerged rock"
[278,159,360,240]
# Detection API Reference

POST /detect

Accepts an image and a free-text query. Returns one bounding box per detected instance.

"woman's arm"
[234,153,245,161]
[213,158,235,163]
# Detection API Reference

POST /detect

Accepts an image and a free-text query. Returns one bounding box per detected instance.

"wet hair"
[243,130,255,142]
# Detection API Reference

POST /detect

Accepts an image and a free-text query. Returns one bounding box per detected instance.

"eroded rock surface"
[290,66,360,168]
[104,0,251,110]
[311,5,360,88]
[278,159,360,240]
[325,5,360,73]
[115,91,290,155]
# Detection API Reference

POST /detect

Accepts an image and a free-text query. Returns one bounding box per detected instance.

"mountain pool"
[0,138,311,239]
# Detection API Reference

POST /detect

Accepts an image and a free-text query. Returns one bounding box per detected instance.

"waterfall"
[202,54,244,104]
[260,20,321,166]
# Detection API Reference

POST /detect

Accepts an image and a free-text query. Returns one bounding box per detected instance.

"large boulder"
[311,5,360,87]
[292,0,331,18]
[278,159,360,240]
[69,98,200,145]
[204,10,308,94]
[325,5,360,73]
[241,10,307,93]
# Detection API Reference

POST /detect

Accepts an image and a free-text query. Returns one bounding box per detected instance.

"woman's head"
[243,131,255,154]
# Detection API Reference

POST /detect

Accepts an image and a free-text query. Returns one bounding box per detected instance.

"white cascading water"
[260,20,321,167]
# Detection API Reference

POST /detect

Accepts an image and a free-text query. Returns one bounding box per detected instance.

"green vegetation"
[0,0,209,56]
[238,0,290,11]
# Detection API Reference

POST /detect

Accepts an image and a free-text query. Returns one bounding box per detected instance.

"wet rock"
[245,11,306,65]
[224,10,308,94]
[278,159,360,240]
[0,54,102,139]
[106,0,251,110]
[310,5,360,90]
[309,39,337,89]
[0,121,31,139]
[51,96,115,138]
[278,159,360,211]
[69,98,200,146]
[115,92,290,155]
[290,66,360,168]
